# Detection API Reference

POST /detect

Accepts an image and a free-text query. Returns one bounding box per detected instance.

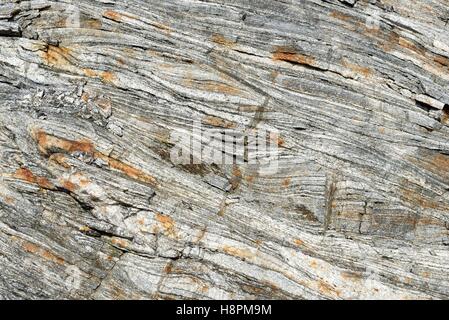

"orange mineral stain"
[202,116,236,128]
[329,10,352,22]
[14,167,54,189]
[211,34,236,48]
[32,129,158,187]
[155,213,177,238]
[100,71,116,84]
[111,237,129,248]
[22,241,65,265]
[272,46,315,66]
[103,10,122,22]
[317,280,341,298]
[282,177,291,188]
[33,130,94,156]
[341,58,372,77]
[83,68,97,77]
[42,45,72,68]
[94,152,158,187]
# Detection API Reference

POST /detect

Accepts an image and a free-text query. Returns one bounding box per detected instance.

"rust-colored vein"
[202,116,236,128]
[20,240,65,265]
[42,45,73,68]
[94,152,158,187]
[103,10,135,22]
[272,46,315,66]
[155,213,177,239]
[329,10,353,22]
[31,129,158,187]
[341,58,372,77]
[13,167,55,190]
[33,129,94,156]
[211,34,236,48]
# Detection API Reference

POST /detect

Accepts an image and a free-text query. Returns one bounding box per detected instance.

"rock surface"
[0,0,449,299]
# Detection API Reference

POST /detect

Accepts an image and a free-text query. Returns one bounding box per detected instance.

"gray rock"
[0,0,449,300]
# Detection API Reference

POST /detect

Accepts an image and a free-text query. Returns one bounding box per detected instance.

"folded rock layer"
[0,0,449,299]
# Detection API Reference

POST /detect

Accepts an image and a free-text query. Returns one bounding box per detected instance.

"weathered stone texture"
[0,0,449,299]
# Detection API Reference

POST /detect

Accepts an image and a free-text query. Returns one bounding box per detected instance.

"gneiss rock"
[0,0,449,300]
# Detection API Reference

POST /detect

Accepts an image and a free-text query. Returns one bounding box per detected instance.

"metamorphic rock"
[0,0,449,299]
